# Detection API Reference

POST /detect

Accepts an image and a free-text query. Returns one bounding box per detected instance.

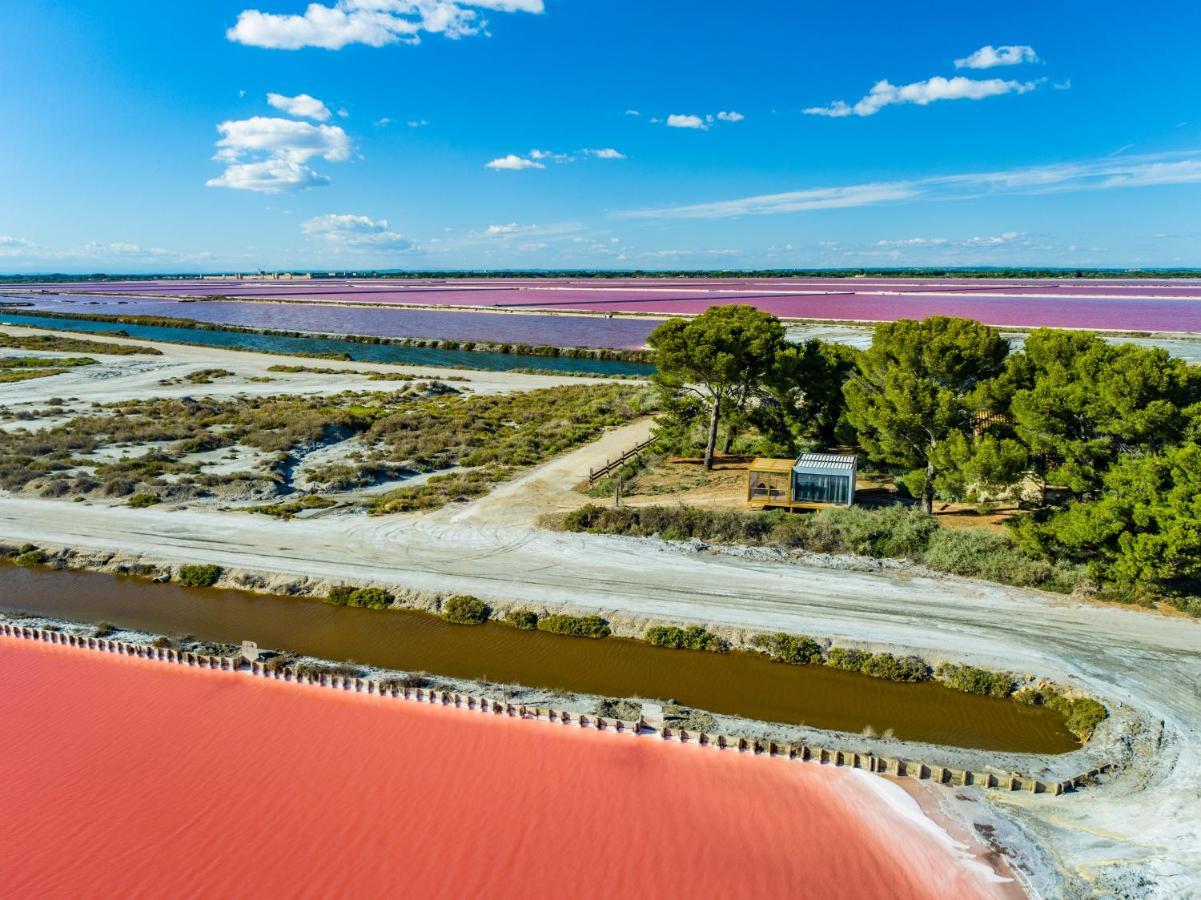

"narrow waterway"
[0,310,656,377]
[0,565,1076,753]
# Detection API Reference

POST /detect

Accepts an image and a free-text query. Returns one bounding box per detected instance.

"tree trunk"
[921,458,935,514]
[722,425,737,454]
[703,393,722,470]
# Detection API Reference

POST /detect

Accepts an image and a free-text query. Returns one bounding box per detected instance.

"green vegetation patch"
[176,564,222,587]
[504,609,539,630]
[644,624,730,653]
[126,492,159,508]
[750,632,824,665]
[326,585,395,609]
[936,663,1016,697]
[560,503,1084,595]
[536,614,611,639]
[252,495,337,519]
[441,594,491,625]
[1018,687,1108,741]
[0,333,161,356]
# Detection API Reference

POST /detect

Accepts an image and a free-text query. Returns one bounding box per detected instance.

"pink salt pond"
[0,637,1017,898]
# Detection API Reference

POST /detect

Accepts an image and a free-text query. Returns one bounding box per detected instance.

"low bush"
[442,594,491,625]
[557,503,1085,595]
[644,624,730,653]
[825,647,870,671]
[176,564,222,587]
[1019,687,1108,741]
[127,492,159,508]
[750,632,823,665]
[505,609,539,630]
[15,549,46,567]
[325,585,395,609]
[935,663,1016,697]
[537,614,611,639]
[859,652,930,683]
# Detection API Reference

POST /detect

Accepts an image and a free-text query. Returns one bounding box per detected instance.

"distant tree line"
[647,305,1201,604]
[5,267,1200,283]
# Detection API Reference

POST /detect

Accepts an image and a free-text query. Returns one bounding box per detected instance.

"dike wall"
[0,623,1111,795]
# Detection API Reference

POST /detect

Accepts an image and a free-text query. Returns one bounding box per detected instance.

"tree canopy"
[648,305,785,468]
[843,317,1009,512]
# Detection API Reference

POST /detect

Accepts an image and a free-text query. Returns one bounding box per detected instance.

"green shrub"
[537,614,611,639]
[825,647,870,671]
[859,652,930,683]
[505,609,539,630]
[325,585,395,609]
[15,549,46,567]
[935,663,1015,697]
[645,624,730,653]
[127,492,159,508]
[750,632,823,665]
[176,564,222,587]
[442,594,491,625]
[1019,688,1108,741]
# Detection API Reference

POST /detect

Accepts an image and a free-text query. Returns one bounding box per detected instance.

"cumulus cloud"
[624,109,641,116]
[227,0,544,51]
[301,213,414,250]
[664,111,743,129]
[266,92,331,121]
[485,154,545,170]
[666,114,707,129]
[584,148,626,159]
[620,149,1201,220]
[955,45,1039,69]
[804,75,1038,118]
[207,116,351,193]
[877,232,1025,248]
[407,119,428,127]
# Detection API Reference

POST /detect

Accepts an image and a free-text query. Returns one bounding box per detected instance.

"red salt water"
[0,638,1014,899]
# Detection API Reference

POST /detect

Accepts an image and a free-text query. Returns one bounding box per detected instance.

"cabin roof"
[793,452,857,476]
[748,457,795,473]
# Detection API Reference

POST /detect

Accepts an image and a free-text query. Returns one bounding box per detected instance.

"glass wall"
[791,472,852,506]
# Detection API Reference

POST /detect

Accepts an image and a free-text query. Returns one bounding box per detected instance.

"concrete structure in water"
[747,452,858,511]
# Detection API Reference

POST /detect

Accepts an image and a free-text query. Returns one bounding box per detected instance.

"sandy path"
[0,485,1197,894]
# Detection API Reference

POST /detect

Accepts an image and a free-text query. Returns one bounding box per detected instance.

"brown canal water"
[0,565,1078,754]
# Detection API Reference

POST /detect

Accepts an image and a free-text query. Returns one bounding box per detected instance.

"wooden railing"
[588,436,657,485]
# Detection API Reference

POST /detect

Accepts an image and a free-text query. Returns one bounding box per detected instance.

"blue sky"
[2,0,1200,272]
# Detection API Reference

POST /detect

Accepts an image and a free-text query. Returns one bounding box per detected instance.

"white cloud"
[337,107,350,117]
[620,149,1201,220]
[301,213,414,250]
[0,235,32,258]
[207,116,351,193]
[529,148,569,162]
[624,109,641,116]
[407,119,428,127]
[716,110,745,122]
[623,183,920,219]
[266,92,332,121]
[666,113,707,129]
[207,159,332,192]
[955,44,1039,69]
[374,117,393,127]
[805,75,1038,118]
[584,147,626,159]
[227,0,544,51]
[484,223,536,235]
[485,154,545,170]
[876,232,1025,248]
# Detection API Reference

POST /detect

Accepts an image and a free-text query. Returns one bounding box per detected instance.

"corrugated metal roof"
[793,452,857,476]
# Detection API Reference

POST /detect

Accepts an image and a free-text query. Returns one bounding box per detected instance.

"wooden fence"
[588,436,657,485]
